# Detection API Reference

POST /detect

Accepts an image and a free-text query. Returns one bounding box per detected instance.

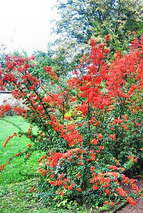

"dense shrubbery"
[0,34,143,210]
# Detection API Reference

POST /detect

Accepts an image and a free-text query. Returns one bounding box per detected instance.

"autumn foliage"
[0,33,143,209]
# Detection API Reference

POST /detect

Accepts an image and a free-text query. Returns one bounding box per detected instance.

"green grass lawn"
[0,115,43,184]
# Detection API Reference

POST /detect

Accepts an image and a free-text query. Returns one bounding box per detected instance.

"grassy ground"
[0,115,42,185]
[0,116,92,213]
[0,178,73,213]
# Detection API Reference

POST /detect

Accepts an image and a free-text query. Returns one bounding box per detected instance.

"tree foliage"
[55,0,143,43]
[31,45,73,78]
[49,0,143,74]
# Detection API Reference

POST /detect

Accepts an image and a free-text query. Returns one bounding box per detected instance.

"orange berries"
[0,164,5,171]
[90,167,96,172]
[76,188,82,192]
[108,165,117,171]
[109,201,114,206]
[3,132,17,147]
[68,185,73,190]
[92,185,99,190]
[105,188,110,195]
[27,143,32,148]
[30,185,36,192]
[104,201,109,204]
[131,184,139,192]
[126,196,137,206]
[110,134,116,141]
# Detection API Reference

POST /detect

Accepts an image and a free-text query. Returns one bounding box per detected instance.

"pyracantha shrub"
[0,33,143,209]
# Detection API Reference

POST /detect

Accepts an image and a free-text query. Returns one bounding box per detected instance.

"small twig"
[1,118,24,132]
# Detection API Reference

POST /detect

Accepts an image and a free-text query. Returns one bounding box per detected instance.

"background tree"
[49,0,143,74]
[54,0,143,42]
[31,43,72,80]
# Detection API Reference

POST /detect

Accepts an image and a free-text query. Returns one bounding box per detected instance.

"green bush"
[0,35,143,210]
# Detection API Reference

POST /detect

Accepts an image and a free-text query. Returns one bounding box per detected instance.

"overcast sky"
[0,0,58,54]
